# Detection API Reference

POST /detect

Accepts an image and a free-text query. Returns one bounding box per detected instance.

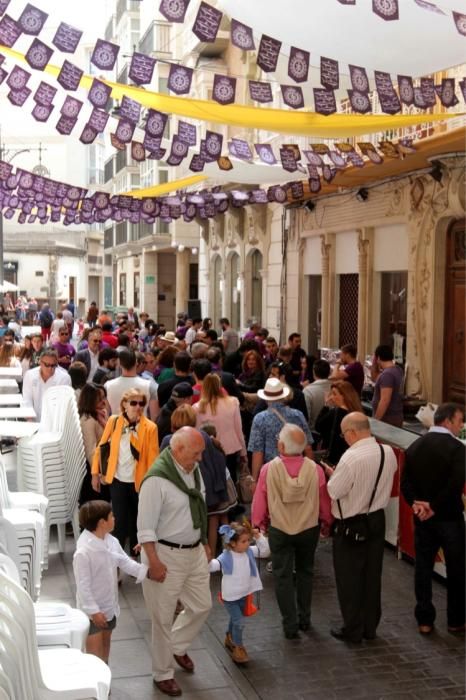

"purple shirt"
[372,365,404,421]
[344,361,365,395]
[52,341,76,369]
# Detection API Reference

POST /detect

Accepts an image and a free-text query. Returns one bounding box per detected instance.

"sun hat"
[257,377,291,402]
[160,331,178,344]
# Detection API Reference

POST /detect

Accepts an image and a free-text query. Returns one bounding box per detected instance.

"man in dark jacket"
[156,382,194,445]
[401,403,465,636]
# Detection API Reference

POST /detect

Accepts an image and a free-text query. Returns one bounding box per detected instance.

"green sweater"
[142,447,208,544]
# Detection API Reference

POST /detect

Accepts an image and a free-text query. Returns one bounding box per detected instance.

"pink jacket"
[194,396,246,457]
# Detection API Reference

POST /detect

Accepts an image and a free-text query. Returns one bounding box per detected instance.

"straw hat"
[160,331,178,344]
[257,377,290,402]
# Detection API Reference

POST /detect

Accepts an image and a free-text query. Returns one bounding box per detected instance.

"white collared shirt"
[73,530,147,620]
[22,365,72,421]
[137,456,206,547]
[327,436,397,519]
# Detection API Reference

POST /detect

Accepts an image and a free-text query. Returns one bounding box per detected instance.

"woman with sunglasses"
[91,388,159,554]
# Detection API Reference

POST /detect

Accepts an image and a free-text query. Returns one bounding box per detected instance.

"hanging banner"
[192,2,222,43]
[18,4,48,35]
[159,0,190,22]
[249,80,273,103]
[372,0,399,20]
[25,38,53,71]
[52,22,82,53]
[257,34,281,73]
[288,47,310,83]
[320,56,339,90]
[212,74,236,105]
[230,19,255,50]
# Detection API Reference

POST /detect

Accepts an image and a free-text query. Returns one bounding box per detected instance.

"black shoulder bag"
[334,444,385,543]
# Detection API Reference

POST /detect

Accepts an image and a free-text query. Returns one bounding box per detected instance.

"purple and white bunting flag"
[57,60,83,91]
[329,151,347,169]
[205,130,223,159]
[110,134,126,151]
[88,107,109,132]
[420,77,436,106]
[159,0,190,22]
[0,1,11,15]
[459,79,466,103]
[231,19,255,50]
[255,144,276,165]
[290,182,304,200]
[249,80,273,103]
[0,67,7,84]
[372,0,398,20]
[91,39,120,71]
[313,88,337,115]
[34,81,56,105]
[143,133,162,153]
[120,95,142,123]
[281,84,304,109]
[348,89,371,113]
[88,78,112,108]
[452,11,466,36]
[189,154,205,172]
[257,34,282,73]
[56,115,77,135]
[440,78,457,108]
[116,119,136,143]
[280,147,297,172]
[414,0,445,15]
[374,70,401,114]
[230,138,253,160]
[7,87,31,106]
[322,165,336,182]
[7,65,30,90]
[18,4,48,35]
[320,56,339,90]
[80,125,98,144]
[337,0,356,4]
[25,38,53,70]
[397,75,414,105]
[0,15,22,47]
[52,22,82,53]
[288,47,309,83]
[129,52,156,85]
[177,121,197,146]
[192,2,222,42]
[168,64,193,94]
[346,152,365,168]
[170,135,189,159]
[212,74,236,104]
[60,95,83,119]
[349,64,369,92]
[304,150,324,167]
[145,109,168,137]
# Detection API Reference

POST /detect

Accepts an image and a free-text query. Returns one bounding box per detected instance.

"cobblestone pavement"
[39,534,464,700]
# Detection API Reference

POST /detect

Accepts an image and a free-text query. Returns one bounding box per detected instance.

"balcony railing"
[104,157,114,183]
[139,21,171,56]
[104,227,114,249]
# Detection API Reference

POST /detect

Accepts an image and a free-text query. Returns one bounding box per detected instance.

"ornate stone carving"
[226,215,236,248]
[320,235,331,277]
[209,220,219,251]
[247,213,259,245]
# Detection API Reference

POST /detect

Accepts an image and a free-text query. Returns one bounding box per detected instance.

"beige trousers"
[142,543,212,682]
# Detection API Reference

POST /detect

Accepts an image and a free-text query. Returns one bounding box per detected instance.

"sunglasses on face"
[41,362,57,369]
[128,400,145,407]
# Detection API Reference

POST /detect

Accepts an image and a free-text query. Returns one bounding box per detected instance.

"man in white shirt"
[303,359,331,429]
[105,349,157,420]
[326,412,397,643]
[22,349,72,421]
[137,427,211,698]
[184,318,202,349]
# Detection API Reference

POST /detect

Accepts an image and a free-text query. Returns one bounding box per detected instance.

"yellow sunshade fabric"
[123,174,208,198]
[0,45,462,138]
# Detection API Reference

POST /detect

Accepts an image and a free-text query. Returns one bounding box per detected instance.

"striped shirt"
[327,437,397,519]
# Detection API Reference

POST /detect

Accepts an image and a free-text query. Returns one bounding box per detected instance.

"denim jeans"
[223,597,246,646]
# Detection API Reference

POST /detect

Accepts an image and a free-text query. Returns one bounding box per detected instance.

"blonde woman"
[193,373,246,484]
[92,388,159,553]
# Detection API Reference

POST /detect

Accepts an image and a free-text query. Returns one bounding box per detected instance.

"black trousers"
[110,478,139,553]
[332,509,385,641]
[414,518,465,628]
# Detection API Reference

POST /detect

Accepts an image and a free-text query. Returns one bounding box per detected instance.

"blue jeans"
[223,597,246,646]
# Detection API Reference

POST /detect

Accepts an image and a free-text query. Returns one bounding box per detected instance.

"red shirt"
[102,332,118,349]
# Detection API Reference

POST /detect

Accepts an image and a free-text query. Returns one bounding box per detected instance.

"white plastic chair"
[0,554,89,651]
[0,570,111,699]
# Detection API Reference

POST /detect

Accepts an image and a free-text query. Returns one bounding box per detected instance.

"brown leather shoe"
[154,678,182,696]
[231,645,249,664]
[418,625,433,635]
[224,632,235,652]
[173,653,194,672]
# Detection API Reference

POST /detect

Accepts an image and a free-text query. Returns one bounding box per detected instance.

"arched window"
[211,255,222,323]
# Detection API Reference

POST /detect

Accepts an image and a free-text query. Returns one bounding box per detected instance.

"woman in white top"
[193,373,247,484]
[50,311,66,343]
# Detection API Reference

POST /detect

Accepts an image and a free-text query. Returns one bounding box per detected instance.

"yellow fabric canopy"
[0,45,462,138]
[126,174,207,198]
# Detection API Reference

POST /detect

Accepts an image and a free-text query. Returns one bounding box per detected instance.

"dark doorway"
[443,220,465,405]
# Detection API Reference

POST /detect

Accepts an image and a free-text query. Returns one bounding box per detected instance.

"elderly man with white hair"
[252,424,332,639]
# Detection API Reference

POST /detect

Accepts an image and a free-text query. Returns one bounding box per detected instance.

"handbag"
[208,478,238,515]
[236,456,255,504]
[98,417,118,478]
[334,444,385,543]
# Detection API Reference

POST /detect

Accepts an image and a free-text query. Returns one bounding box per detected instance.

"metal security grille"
[339,273,359,347]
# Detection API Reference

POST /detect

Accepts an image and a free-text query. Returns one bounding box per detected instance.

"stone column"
[357,228,373,360]
[320,233,335,347]
[175,248,190,316]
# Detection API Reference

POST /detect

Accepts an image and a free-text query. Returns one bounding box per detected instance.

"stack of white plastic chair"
[17,386,86,555]
[0,501,44,601]
[0,459,49,570]
[0,553,89,651]
[0,569,111,699]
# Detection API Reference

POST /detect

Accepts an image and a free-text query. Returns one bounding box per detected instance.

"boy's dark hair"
[98,347,118,364]
[313,359,331,379]
[288,332,301,343]
[79,500,112,532]
[341,344,357,358]
[219,318,229,325]
[68,362,88,389]
[192,358,212,381]
[206,346,222,365]
[118,348,136,370]
[102,322,113,332]
[174,351,192,373]
[117,333,131,348]
[374,344,393,362]
[205,329,218,342]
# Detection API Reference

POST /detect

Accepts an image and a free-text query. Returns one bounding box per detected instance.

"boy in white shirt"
[73,500,148,663]
[209,522,270,664]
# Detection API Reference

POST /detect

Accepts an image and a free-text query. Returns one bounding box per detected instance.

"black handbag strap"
[337,443,385,520]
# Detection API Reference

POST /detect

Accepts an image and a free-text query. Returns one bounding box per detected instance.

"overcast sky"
[7,0,111,41]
